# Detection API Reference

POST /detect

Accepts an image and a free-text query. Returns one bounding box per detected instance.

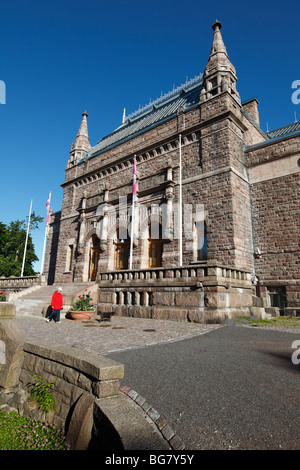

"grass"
[0,410,70,450]
[236,315,300,328]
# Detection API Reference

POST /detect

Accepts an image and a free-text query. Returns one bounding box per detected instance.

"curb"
[120,385,185,450]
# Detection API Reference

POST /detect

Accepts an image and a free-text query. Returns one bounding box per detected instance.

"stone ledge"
[23,339,124,381]
[96,393,172,450]
[119,385,185,450]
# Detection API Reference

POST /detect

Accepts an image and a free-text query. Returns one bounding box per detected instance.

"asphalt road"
[107,323,300,450]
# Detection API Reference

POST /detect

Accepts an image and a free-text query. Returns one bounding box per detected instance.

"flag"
[46,192,51,225]
[132,157,137,203]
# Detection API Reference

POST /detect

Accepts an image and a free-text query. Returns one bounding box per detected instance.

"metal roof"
[267,121,300,139]
[82,74,203,162]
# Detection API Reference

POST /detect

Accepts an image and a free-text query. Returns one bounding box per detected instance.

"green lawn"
[0,410,70,450]
[236,315,300,328]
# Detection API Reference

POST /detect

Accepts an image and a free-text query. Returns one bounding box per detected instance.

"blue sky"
[0,0,299,272]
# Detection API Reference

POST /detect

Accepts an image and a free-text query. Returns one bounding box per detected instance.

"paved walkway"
[17,315,220,355]
[17,315,300,450]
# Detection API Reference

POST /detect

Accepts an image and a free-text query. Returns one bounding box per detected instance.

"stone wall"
[19,339,124,430]
[97,263,254,323]
[246,134,300,312]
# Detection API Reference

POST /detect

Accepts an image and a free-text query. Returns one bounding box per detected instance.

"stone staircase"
[250,295,280,319]
[13,283,96,318]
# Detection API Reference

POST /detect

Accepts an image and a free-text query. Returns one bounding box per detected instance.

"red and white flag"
[132,157,137,203]
[46,192,51,225]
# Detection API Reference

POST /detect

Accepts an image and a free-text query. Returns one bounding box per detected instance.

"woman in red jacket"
[46,287,63,323]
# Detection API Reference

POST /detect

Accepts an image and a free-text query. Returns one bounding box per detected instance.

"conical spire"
[71,110,91,153]
[201,21,240,103]
[209,20,228,57]
[204,20,236,78]
[67,111,91,167]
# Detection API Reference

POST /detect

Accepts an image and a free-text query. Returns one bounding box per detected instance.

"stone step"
[14,282,96,317]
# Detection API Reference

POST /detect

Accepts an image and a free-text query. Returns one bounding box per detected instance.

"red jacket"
[51,291,63,310]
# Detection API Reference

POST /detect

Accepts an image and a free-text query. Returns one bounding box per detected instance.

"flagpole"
[129,156,137,270]
[179,134,183,266]
[41,191,51,274]
[21,199,33,277]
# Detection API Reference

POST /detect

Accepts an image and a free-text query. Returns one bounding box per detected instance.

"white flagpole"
[129,156,137,270]
[129,202,135,271]
[21,199,33,277]
[179,134,183,266]
[41,191,51,274]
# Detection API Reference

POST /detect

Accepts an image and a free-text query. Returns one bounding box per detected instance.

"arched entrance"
[89,235,100,281]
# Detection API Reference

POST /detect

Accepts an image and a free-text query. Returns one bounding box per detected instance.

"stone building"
[44,21,300,322]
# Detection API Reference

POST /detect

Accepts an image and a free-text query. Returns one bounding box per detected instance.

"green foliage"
[0,213,43,277]
[30,374,56,414]
[70,290,94,311]
[0,410,70,450]
[0,291,6,302]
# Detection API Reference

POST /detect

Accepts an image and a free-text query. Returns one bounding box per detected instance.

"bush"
[0,291,6,302]
[30,374,56,414]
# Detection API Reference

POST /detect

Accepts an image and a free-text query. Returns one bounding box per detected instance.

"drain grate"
[143,329,156,332]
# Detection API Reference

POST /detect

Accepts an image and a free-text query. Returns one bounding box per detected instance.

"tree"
[0,212,44,277]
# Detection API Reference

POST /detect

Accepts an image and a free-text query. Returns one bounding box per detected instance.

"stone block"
[175,291,201,307]
[0,302,16,319]
[93,379,120,399]
[152,292,175,306]
[99,291,116,304]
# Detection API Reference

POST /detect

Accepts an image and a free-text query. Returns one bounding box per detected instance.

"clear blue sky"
[0,0,299,272]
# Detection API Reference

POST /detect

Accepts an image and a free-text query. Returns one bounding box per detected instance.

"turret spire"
[201,21,240,103]
[68,111,91,167]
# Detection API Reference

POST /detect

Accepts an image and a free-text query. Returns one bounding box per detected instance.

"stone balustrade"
[97,263,253,323]
[0,275,44,291]
[97,263,252,284]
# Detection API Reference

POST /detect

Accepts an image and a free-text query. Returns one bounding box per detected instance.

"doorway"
[89,235,100,281]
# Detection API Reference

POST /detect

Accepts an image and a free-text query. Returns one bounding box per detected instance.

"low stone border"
[120,385,185,450]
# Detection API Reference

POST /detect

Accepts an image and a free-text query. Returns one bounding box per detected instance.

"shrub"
[30,374,56,414]
[0,291,6,302]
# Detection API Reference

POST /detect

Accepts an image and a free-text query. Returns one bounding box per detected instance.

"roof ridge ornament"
[125,73,203,123]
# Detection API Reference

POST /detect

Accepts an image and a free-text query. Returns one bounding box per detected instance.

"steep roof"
[82,74,203,162]
[267,121,300,140]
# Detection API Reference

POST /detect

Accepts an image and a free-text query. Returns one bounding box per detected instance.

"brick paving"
[16,315,220,356]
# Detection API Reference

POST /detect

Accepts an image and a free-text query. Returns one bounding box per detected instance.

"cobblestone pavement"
[16,315,221,355]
